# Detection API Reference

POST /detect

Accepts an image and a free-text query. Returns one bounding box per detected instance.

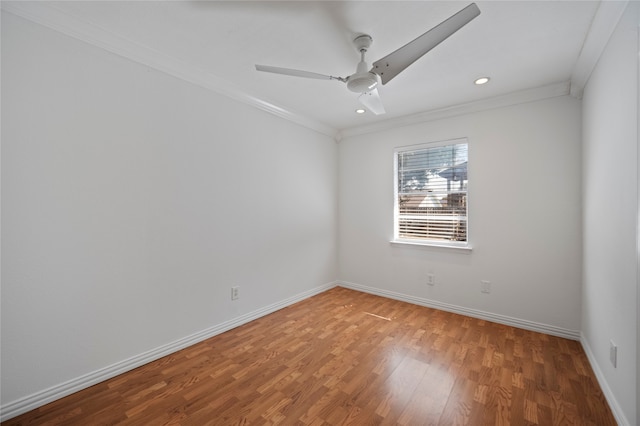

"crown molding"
[337,81,571,140]
[3,0,622,141]
[569,0,629,99]
[1,2,338,139]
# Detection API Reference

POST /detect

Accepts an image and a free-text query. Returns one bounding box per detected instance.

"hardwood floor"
[3,287,616,425]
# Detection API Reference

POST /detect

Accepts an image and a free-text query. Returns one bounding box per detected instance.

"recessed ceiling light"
[355,108,366,114]
[474,77,490,85]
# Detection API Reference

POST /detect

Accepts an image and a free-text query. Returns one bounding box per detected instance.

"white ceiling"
[2,1,625,137]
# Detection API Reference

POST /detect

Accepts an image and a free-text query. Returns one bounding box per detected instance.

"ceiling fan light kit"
[255,3,481,116]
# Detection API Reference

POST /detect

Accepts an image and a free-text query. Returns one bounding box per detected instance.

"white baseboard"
[0,281,337,422]
[338,281,629,423]
[337,280,581,340]
[580,334,630,426]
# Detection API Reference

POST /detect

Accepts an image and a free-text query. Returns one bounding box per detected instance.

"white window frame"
[392,138,471,250]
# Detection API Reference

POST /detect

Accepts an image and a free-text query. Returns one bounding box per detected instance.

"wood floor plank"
[2,287,617,425]
[396,365,453,425]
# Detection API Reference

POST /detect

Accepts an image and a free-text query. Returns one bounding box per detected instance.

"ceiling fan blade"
[255,64,344,81]
[358,88,386,115]
[371,3,480,85]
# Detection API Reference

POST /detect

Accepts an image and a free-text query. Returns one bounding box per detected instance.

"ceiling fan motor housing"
[347,72,379,93]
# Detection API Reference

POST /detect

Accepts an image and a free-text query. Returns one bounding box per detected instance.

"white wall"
[1,12,338,411]
[3,2,638,423]
[581,2,638,425]
[338,95,583,334]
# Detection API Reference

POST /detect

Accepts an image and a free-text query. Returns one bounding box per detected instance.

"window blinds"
[395,142,468,243]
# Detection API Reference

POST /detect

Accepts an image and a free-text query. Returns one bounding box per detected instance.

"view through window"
[394,140,468,245]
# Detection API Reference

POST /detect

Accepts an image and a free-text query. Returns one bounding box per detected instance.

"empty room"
[1,1,638,425]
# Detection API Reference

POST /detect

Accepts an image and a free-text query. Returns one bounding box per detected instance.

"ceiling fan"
[255,3,480,115]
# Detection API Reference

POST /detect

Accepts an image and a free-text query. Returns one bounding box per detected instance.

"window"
[394,139,468,247]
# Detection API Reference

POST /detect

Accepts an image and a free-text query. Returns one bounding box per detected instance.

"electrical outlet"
[231,286,239,300]
[427,273,435,286]
[609,340,617,368]
[481,280,491,294]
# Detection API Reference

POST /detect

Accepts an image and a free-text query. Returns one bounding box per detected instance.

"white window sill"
[390,239,472,253]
